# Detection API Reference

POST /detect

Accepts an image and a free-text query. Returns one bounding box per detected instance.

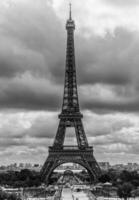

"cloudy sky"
[0,0,139,165]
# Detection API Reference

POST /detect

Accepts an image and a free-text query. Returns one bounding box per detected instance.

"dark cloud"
[0,0,65,79]
[76,28,139,86]
[0,76,62,110]
[50,27,136,86]
[82,98,139,113]
[1,0,139,84]
[0,36,47,78]
[0,0,139,114]
[0,74,139,112]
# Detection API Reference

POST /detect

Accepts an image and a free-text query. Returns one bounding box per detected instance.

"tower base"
[41,146,101,184]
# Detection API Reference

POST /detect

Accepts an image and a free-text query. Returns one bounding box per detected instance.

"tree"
[0,170,41,187]
[99,174,111,183]
[117,182,133,200]
[19,169,33,181]
[0,191,21,200]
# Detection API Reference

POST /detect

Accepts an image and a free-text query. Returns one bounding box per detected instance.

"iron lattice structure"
[41,5,101,184]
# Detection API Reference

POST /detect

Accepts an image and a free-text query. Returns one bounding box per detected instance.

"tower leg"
[40,155,58,184]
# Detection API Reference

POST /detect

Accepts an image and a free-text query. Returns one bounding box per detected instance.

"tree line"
[99,169,139,199]
[0,169,41,188]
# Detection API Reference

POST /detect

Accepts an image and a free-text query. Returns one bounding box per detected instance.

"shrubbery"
[99,169,139,187]
[0,169,41,187]
[0,191,21,200]
[99,169,139,199]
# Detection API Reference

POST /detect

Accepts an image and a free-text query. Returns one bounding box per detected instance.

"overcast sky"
[0,0,139,165]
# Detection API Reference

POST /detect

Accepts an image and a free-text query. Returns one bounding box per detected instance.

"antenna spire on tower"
[69,2,72,20]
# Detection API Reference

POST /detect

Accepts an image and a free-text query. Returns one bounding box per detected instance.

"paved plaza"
[61,187,96,200]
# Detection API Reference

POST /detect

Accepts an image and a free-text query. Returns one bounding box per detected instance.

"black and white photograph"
[0,0,139,199]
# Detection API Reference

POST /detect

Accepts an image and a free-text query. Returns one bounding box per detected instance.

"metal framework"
[40,5,101,184]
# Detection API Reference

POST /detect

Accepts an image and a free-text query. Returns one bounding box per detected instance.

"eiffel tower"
[41,4,101,184]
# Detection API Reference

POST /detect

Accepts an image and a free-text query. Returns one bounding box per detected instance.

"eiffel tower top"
[66,3,75,30]
[59,4,82,119]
